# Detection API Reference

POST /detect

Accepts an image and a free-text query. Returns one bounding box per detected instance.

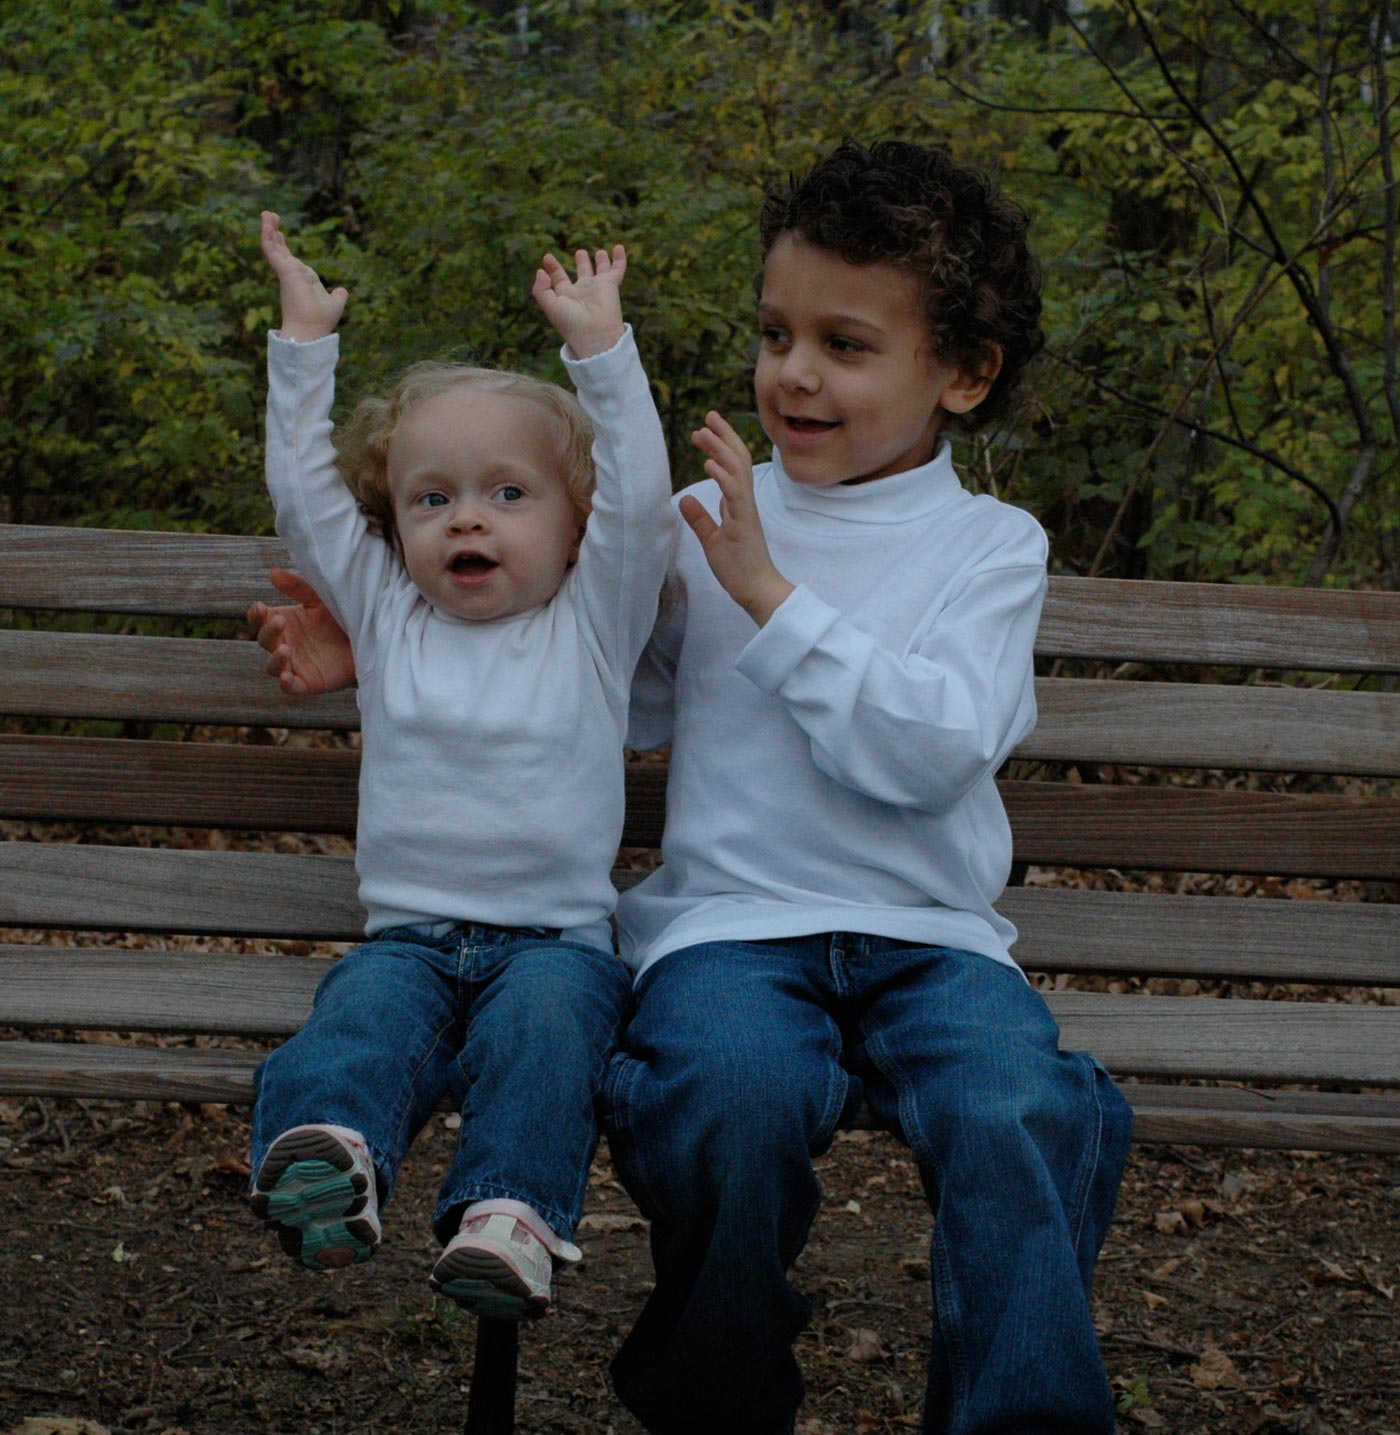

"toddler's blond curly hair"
[334,362,596,547]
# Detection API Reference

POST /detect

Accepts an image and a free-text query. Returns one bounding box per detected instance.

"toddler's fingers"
[573,247,594,280]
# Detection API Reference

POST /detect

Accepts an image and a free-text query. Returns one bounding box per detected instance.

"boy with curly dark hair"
[250,139,1132,1433]
[605,139,1133,1434]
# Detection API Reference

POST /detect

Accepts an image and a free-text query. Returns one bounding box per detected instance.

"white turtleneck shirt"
[616,443,1047,978]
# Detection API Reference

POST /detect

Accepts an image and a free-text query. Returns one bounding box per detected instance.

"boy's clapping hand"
[532,246,627,361]
[683,411,795,628]
[260,211,348,343]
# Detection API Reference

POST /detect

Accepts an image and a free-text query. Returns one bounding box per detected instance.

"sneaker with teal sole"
[251,1124,381,1271]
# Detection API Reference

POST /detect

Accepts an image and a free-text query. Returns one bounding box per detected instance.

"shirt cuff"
[560,323,636,375]
[734,585,842,694]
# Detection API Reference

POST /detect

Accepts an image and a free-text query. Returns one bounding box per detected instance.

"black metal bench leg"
[463,1316,519,1435]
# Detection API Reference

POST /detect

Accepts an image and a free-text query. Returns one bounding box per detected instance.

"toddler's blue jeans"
[603,935,1133,1435]
[251,922,633,1244]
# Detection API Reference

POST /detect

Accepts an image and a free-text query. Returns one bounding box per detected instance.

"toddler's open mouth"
[450,553,499,575]
[784,416,838,433]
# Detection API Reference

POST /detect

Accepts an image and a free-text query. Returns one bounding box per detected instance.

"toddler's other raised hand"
[532,246,626,361]
[260,211,348,343]
[682,412,795,628]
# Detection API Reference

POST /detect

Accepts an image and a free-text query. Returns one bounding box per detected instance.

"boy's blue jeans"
[251,923,632,1243]
[603,935,1133,1435]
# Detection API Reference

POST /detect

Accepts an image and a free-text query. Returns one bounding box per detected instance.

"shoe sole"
[429,1245,549,1321]
[251,1128,378,1271]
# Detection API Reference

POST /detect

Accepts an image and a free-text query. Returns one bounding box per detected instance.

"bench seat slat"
[3,845,1397,987]
[10,631,1398,776]
[1049,990,1400,1085]
[1000,886,1400,985]
[1,1039,1395,1152]
[4,945,1396,1086]
[8,526,1398,672]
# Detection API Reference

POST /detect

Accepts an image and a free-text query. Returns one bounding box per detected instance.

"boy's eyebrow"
[757,301,888,335]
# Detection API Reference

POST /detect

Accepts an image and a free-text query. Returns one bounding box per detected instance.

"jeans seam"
[1067,1058,1107,1260]
[862,1019,969,1418]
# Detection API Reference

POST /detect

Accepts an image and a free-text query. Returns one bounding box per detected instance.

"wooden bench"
[3,521,1398,1432]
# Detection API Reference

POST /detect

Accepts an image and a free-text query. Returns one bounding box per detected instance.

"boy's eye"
[759,326,790,348]
[496,484,525,502]
[419,492,449,508]
[828,335,865,355]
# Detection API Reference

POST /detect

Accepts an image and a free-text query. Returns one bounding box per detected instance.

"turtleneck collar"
[761,442,965,525]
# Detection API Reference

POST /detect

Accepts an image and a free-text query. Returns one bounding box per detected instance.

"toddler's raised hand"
[682,412,795,628]
[261,211,348,343]
[532,246,626,361]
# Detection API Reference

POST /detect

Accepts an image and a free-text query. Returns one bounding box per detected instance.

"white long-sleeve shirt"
[616,443,1046,977]
[265,327,673,945]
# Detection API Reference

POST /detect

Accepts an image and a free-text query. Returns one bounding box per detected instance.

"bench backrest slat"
[7,525,1397,671]
[9,630,1398,775]
[8,736,1396,877]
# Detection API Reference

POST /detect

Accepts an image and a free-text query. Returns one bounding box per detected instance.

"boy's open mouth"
[784,416,838,433]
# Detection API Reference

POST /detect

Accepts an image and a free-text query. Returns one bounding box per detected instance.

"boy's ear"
[939,344,1004,416]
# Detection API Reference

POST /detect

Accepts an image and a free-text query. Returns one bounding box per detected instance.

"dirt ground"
[0,1097,1396,1435]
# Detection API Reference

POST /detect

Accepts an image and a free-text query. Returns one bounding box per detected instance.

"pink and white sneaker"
[429,1200,581,1320]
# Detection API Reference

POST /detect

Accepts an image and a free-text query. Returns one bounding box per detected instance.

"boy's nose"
[778,346,819,392]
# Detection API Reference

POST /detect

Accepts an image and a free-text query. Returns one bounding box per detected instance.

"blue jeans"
[252,923,633,1243]
[602,936,1133,1435]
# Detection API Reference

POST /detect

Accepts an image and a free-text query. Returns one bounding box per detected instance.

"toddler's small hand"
[261,211,348,343]
[532,246,626,360]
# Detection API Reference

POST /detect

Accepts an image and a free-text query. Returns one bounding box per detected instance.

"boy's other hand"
[683,412,795,628]
[532,246,626,360]
[247,569,357,695]
[261,211,348,343]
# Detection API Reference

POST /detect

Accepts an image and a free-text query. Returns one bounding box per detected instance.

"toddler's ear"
[940,344,1004,416]
[568,514,588,565]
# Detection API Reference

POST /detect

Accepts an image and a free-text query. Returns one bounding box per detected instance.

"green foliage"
[3,0,1395,588]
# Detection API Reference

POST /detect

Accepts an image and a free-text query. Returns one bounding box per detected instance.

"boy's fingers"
[679,495,719,544]
[573,247,594,279]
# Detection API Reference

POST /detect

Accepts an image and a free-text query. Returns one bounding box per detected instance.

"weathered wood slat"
[5,848,1396,989]
[1,1039,1395,1151]
[8,525,1399,672]
[0,630,358,729]
[0,946,329,1033]
[998,886,1400,986]
[0,525,290,617]
[1036,575,1400,672]
[1024,678,1400,776]
[1,734,361,834]
[6,740,1395,878]
[0,843,364,936]
[1049,990,1400,1084]
[4,947,1396,1086]
[10,630,1398,775]
[1001,781,1400,881]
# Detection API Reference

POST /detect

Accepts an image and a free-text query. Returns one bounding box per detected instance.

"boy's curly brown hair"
[759,139,1043,434]
[334,362,596,548]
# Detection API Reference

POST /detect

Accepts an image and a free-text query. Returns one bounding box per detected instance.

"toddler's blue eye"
[420,492,449,508]
[498,485,525,502]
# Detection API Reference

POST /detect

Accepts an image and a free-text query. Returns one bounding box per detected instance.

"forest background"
[3,0,1397,593]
